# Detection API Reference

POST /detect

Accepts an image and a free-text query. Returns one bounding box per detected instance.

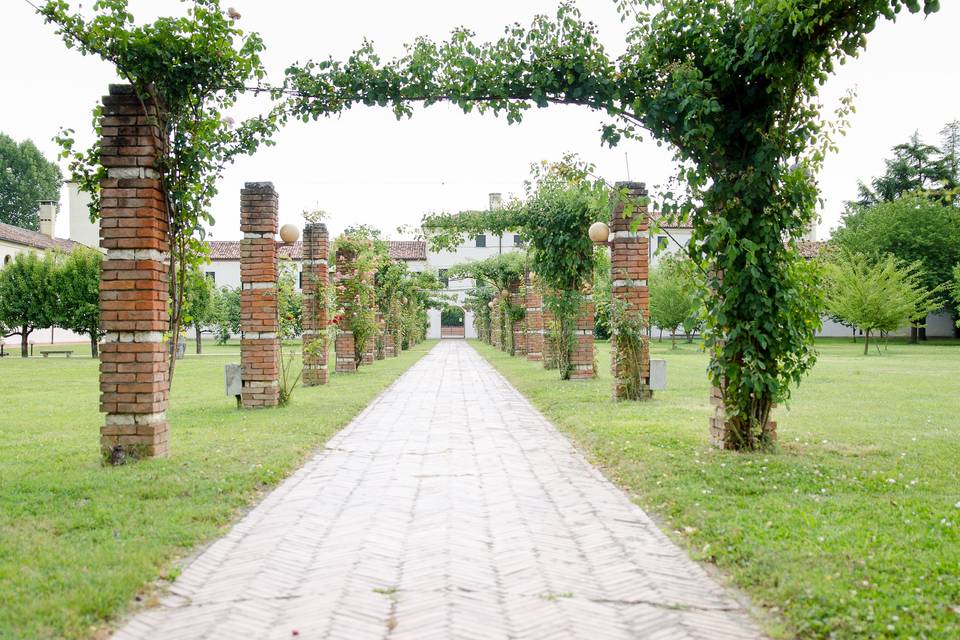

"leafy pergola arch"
[282,0,940,448]
[37,0,941,450]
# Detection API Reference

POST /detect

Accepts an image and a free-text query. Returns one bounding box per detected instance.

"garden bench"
[40,349,73,358]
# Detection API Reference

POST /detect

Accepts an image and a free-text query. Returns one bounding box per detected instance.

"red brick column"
[240,182,279,408]
[709,274,777,448]
[541,298,556,369]
[98,84,169,459]
[375,314,387,360]
[525,272,543,362]
[302,223,329,386]
[385,333,397,357]
[509,281,526,356]
[491,296,503,350]
[334,247,357,373]
[568,297,596,380]
[610,181,652,400]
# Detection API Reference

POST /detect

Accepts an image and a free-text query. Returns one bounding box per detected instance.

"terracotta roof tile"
[0,221,83,253]
[206,240,426,262]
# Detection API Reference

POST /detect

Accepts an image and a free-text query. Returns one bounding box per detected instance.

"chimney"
[488,193,502,210]
[38,201,58,238]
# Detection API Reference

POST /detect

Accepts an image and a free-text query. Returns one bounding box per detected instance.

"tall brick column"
[510,281,526,356]
[525,271,543,362]
[568,297,596,380]
[610,181,652,400]
[98,84,169,459]
[334,247,357,373]
[302,223,329,386]
[541,299,556,369]
[709,274,777,448]
[375,314,387,360]
[239,182,279,408]
[491,297,503,350]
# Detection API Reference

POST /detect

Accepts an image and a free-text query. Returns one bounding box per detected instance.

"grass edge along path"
[0,340,437,640]
[470,338,960,640]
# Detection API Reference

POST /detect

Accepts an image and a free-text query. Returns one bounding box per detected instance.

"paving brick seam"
[113,340,764,640]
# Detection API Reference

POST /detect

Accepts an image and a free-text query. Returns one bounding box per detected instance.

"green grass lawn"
[0,340,435,640]
[473,337,960,639]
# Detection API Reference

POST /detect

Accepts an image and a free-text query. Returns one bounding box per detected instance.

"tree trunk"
[671,330,677,350]
[852,327,857,343]
[658,328,663,342]
[910,326,918,344]
[863,330,870,355]
[195,324,202,354]
[919,326,927,341]
[20,329,29,358]
[90,332,99,358]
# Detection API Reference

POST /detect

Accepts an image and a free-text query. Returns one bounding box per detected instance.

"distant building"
[202,239,427,291]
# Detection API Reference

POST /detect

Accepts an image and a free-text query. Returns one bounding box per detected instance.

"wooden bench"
[40,350,73,358]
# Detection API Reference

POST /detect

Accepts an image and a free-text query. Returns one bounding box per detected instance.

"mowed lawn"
[0,340,435,640]
[473,338,960,639]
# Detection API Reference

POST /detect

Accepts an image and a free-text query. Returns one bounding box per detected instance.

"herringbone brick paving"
[114,340,764,639]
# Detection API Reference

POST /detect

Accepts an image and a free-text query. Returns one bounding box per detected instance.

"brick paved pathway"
[115,340,763,640]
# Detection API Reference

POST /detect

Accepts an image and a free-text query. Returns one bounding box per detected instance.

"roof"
[0,221,83,253]
[206,240,427,262]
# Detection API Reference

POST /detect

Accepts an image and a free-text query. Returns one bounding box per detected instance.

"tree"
[831,196,960,332]
[855,131,954,206]
[182,268,215,354]
[649,255,698,349]
[211,286,241,344]
[277,259,303,339]
[39,0,281,385]
[823,252,943,354]
[0,252,58,356]
[0,133,63,230]
[952,264,960,328]
[286,0,940,449]
[54,246,103,356]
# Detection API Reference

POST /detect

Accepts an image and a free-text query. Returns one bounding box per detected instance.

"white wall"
[425,232,526,338]
[66,182,99,249]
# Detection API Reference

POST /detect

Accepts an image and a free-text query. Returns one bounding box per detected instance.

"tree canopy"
[54,246,103,356]
[854,127,958,206]
[831,196,960,314]
[0,251,58,357]
[0,133,63,231]
[823,251,943,354]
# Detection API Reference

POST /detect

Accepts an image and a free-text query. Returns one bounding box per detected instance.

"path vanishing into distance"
[115,340,763,640]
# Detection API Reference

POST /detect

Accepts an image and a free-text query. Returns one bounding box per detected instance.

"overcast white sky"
[2,1,958,242]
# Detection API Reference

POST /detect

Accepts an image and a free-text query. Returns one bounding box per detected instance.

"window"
[657,236,669,252]
[3,255,10,265]
[205,271,216,284]
[438,268,449,287]
[513,235,524,247]
[475,234,486,248]
[299,270,303,289]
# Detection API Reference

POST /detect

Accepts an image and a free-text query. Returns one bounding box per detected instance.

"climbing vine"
[284,0,941,448]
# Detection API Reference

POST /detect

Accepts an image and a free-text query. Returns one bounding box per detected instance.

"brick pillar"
[302,223,329,386]
[385,333,397,358]
[98,84,169,459]
[491,297,503,350]
[375,314,387,360]
[334,247,357,373]
[541,298,556,369]
[525,272,543,361]
[239,182,279,408]
[709,274,777,448]
[568,297,596,380]
[510,281,526,356]
[610,181,652,400]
